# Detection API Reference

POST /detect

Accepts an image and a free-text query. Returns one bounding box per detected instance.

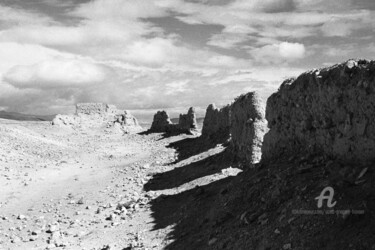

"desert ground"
[2,60,375,250]
[0,118,238,250]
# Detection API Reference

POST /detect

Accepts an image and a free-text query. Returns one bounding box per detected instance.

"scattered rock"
[17,214,27,220]
[77,197,84,205]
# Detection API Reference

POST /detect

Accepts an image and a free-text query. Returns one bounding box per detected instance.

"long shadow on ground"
[166,136,229,164]
[146,143,243,249]
[149,174,240,249]
[138,130,200,141]
[147,143,375,249]
[144,148,235,191]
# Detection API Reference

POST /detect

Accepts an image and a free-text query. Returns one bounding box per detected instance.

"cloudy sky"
[0,0,374,121]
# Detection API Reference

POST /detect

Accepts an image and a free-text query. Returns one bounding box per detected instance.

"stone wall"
[53,103,141,132]
[179,107,198,131]
[201,104,230,141]
[262,59,375,164]
[76,103,108,115]
[149,107,198,134]
[230,92,267,164]
[149,111,173,132]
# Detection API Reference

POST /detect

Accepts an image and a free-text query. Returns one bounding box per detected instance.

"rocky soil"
[0,118,239,250]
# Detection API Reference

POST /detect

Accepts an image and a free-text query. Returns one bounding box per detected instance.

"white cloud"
[0,43,67,73]
[165,80,190,95]
[229,0,296,13]
[278,42,306,59]
[4,59,109,89]
[71,0,168,20]
[249,42,305,64]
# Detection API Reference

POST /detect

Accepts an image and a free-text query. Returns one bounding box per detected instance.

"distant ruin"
[262,59,375,164]
[76,103,108,116]
[149,111,173,132]
[179,107,198,131]
[149,107,198,134]
[52,103,141,132]
[201,104,230,141]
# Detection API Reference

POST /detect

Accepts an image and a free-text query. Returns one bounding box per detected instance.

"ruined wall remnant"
[262,59,375,164]
[149,107,198,134]
[52,103,142,132]
[117,110,139,127]
[52,114,81,127]
[179,107,198,131]
[201,104,230,141]
[149,111,173,132]
[76,103,108,115]
[230,92,267,164]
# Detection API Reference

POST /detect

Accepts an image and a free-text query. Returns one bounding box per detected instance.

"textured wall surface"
[230,92,267,164]
[179,107,198,131]
[201,104,230,140]
[149,111,173,132]
[76,103,108,115]
[149,108,198,134]
[53,103,141,131]
[262,59,375,164]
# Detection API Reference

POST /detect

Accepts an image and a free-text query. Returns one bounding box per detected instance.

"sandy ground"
[0,119,238,250]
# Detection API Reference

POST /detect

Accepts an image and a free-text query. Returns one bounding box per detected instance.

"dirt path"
[0,120,179,250]
[0,119,240,250]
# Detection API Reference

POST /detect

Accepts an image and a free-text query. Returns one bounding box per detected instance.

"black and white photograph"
[0,0,375,249]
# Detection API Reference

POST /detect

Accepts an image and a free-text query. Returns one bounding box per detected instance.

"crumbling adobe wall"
[179,107,198,131]
[76,103,108,115]
[149,107,198,134]
[230,92,267,164]
[149,111,173,132]
[201,104,230,141]
[52,103,142,132]
[262,59,375,164]
[116,110,139,127]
